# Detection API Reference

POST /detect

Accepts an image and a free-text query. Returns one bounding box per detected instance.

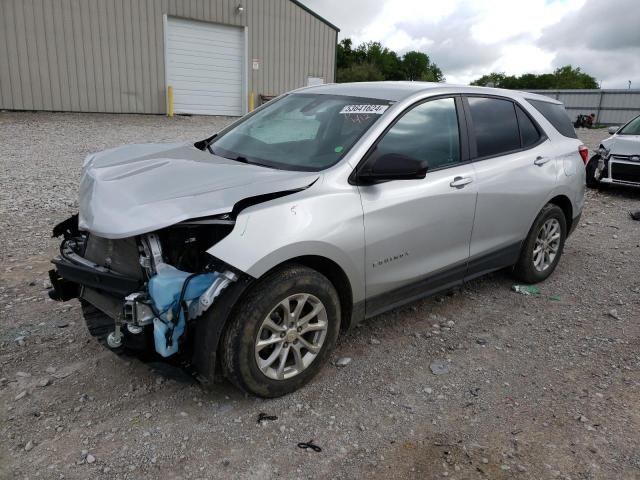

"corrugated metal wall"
[528,89,640,125]
[0,0,337,114]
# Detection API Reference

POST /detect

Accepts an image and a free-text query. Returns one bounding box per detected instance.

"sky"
[299,0,640,88]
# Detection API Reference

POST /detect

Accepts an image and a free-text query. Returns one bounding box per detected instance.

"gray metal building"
[528,89,640,125]
[0,0,338,116]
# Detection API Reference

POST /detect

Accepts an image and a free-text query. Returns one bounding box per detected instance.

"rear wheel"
[221,264,340,397]
[513,204,567,284]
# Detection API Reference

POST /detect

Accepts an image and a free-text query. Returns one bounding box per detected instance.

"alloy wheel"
[532,218,561,272]
[254,293,328,380]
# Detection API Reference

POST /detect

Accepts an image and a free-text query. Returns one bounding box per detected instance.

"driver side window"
[373,97,461,170]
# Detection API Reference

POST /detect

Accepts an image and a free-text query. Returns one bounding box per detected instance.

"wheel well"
[548,195,573,231]
[283,255,354,331]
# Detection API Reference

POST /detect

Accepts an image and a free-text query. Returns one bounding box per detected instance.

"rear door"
[463,95,558,279]
[358,96,477,315]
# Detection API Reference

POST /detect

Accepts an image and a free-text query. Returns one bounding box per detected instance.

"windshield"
[210,94,392,171]
[618,115,640,135]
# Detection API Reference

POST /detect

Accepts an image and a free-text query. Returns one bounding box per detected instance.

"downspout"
[334,29,338,83]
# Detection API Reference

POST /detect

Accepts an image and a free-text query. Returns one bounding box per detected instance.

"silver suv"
[49,82,586,397]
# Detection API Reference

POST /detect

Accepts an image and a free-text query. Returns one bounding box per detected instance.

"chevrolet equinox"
[49,82,586,397]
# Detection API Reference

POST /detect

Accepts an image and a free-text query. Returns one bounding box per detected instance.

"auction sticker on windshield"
[340,104,389,115]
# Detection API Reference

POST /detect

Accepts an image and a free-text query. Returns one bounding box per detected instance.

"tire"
[81,300,118,344]
[221,264,341,397]
[585,155,600,189]
[513,204,567,284]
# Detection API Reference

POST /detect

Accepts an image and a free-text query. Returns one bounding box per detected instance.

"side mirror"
[608,126,619,135]
[357,153,428,184]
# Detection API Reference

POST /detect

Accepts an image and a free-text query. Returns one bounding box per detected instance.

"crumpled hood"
[78,142,319,239]
[602,135,640,156]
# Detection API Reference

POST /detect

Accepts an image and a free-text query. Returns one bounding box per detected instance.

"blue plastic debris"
[148,265,217,357]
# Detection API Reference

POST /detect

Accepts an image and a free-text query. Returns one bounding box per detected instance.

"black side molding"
[365,261,467,319]
[464,241,522,282]
[364,241,523,319]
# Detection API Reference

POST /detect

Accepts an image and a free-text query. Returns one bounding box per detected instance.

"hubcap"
[533,218,561,272]
[254,293,328,380]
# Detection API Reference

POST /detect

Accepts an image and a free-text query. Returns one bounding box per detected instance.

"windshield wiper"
[194,134,217,153]
[205,135,218,154]
[209,145,247,163]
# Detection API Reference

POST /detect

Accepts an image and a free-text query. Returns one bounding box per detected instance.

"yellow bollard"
[167,86,174,117]
[249,91,255,112]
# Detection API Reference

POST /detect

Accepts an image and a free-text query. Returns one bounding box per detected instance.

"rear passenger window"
[516,105,541,147]
[527,99,577,139]
[467,97,520,157]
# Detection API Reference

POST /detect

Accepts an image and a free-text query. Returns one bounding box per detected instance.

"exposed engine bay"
[49,214,239,358]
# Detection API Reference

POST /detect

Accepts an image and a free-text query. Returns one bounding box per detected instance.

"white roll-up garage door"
[165,17,245,116]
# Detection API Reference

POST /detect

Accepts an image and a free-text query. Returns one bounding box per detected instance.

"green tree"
[336,38,355,70]
[552,65,598,89]
[402,51,430,81]
[355,42,404,80]
[336,63,384,83]
[470,65,598,89]
[470,72,506,87]
[421,64,444,82]
[335,38,444,83]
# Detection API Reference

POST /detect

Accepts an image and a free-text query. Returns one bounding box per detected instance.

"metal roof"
[289,0,340,32]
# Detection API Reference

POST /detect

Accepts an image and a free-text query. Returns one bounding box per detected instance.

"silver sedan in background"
[586,114,640,188]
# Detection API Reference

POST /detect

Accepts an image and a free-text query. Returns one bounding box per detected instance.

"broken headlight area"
[597,146,610,159]
[595,157,609,181]
[49,214,239,358]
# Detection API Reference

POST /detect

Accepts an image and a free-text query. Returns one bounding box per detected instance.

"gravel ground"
[1,113,639,480]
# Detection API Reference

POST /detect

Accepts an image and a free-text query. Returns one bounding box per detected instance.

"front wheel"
[221,264,341,397]
[585,154,600,188]
[513,204,567,284]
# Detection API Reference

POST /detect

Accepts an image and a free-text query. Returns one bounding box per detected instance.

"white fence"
[527,89,640,125]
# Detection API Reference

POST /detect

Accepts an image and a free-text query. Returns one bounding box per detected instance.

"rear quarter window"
[515,105,542,147]
[526,99,577,139]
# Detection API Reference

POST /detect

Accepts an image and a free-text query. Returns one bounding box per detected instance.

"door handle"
[450,176,473,188]
[534,156,551,166]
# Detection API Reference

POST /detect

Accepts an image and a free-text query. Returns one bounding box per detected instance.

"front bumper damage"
[597,153,640,187]
[49,215,240,361]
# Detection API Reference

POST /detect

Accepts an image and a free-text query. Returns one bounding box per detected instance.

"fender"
[207,185,366,304]
[542,182,583,228]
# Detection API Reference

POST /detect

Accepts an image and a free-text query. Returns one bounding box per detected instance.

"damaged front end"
[594,146,610,182]
[49,214,241,359]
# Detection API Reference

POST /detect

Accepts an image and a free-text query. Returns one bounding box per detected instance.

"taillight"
[578,145,589,164]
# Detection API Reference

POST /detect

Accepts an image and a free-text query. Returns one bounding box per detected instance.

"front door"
[357,97,477,316]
